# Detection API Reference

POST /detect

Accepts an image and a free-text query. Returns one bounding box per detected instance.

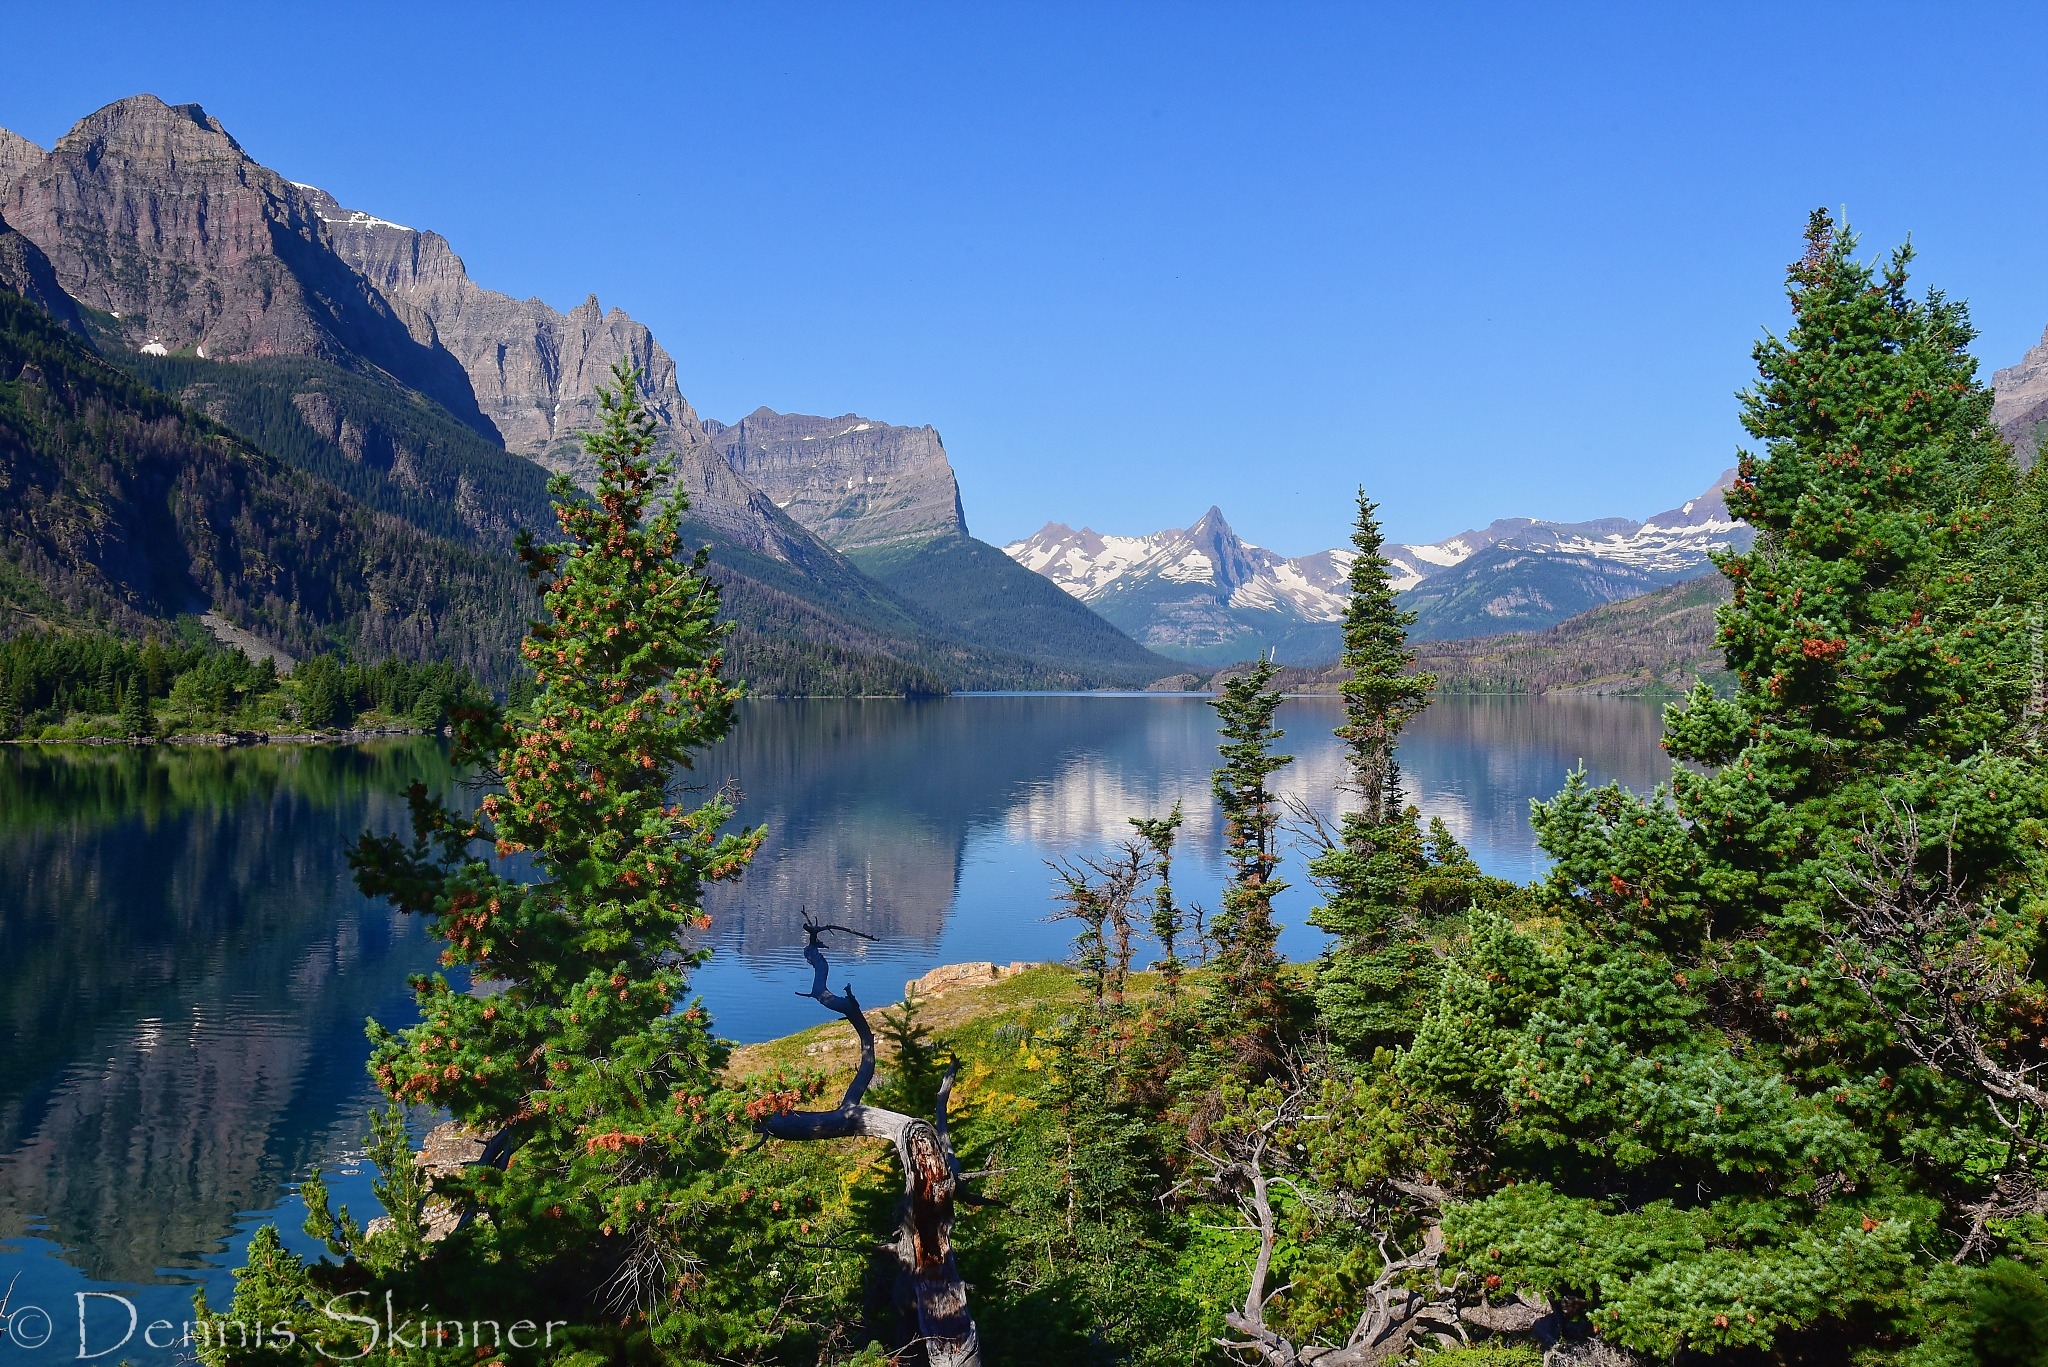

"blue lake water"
[0,693,1670,1354]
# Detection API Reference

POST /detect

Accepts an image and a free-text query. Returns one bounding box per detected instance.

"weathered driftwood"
[760,920,981,1367]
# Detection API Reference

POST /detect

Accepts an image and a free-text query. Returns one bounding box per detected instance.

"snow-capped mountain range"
[1001,470,1749,665]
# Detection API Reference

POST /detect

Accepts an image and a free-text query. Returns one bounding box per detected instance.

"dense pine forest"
[0,626,487,738]
[184,217,2048,1365]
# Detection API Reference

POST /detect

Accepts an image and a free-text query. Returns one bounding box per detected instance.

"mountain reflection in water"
[0,694,1668,1327]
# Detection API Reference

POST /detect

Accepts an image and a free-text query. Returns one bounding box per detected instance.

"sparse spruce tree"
[1131,803,1187,1000]
[1308,492,1462,1055]
[1205,658,1294,1076]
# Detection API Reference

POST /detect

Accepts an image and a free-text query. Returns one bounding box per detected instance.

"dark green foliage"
[120,352,555,548]
[291,656,347,729]
[1399,213,2048,1357]
[847,533,1172,686]
[0,626,484,737]
[1207,658,1293,1073]
[0,630,202,732]
[0,286,532,685]
[1309,493,1517,1054]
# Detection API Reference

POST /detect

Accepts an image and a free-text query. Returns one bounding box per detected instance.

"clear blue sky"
[6,2,2047,553]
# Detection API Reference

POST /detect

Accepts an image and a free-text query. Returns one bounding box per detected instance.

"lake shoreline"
[2,725,444,748]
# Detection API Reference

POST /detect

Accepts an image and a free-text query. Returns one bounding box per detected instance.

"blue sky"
[6,2,2047,553]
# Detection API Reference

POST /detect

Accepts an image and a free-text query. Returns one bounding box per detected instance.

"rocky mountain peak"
[54,94,244,161]
[1177,506,1264,594]
[0,127,43,186]
[702,408,968,552]
[1993,328,2048,468]
[0,95,492,435]
[307,180,707,483]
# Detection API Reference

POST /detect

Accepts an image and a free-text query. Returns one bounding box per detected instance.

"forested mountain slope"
[118,351,557,548]
[0,288,530,683]
[848,534,1174,684]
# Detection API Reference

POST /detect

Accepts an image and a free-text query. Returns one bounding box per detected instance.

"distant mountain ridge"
[1002,507,1352,666]
[1004,470,1750,663]
[0,94,1171,693]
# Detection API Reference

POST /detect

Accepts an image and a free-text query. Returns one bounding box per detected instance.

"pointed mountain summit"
[1008,470,1752,663]
[304,181,708,486]
[0,96,491,436]
[1004,509,1352,665]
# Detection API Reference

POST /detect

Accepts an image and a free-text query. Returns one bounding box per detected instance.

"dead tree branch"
[759,917,981,1367]
[1049,839,1150,1007]
[1825,802,2048,1145]
[1190,1064,1468,1366]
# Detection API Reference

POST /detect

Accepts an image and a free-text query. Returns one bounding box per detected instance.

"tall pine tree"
[1206,658,1294,1075]
[207,364,801,1363]
[1309,492,1506,1054]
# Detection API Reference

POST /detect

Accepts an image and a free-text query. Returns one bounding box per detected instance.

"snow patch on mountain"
[1001,469,1749,660]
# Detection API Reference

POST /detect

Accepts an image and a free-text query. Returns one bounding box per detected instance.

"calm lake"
[0,694,1670,1349]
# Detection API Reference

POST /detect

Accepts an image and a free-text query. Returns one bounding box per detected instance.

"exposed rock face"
[0,128,42,188]
[1993,329,2048,468]
[303,183,705,484]
[0,211,86,335]
[0,96,491,435]
[702,408,969,551]
[670,438,870,576]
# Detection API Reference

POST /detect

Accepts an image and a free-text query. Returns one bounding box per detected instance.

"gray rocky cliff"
[0,96,491,435]
[0,211,87,336]
[303,183,706,486]
[0,127,43,188]
[1993,327,2048,468]
[701,407,968,551]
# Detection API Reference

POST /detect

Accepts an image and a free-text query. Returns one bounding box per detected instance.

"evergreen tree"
[1308,492,1453,1054]
[1131,802,1187,1000]
[1334,491,1435,828]
[210,364,785,1361]
[292,656,347,729]
[118,676,154,739]
[1206,658,1294,1074]
[1401,213,2045,1358]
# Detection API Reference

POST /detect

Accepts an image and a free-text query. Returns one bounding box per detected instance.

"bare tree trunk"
[760,920,982,1367]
